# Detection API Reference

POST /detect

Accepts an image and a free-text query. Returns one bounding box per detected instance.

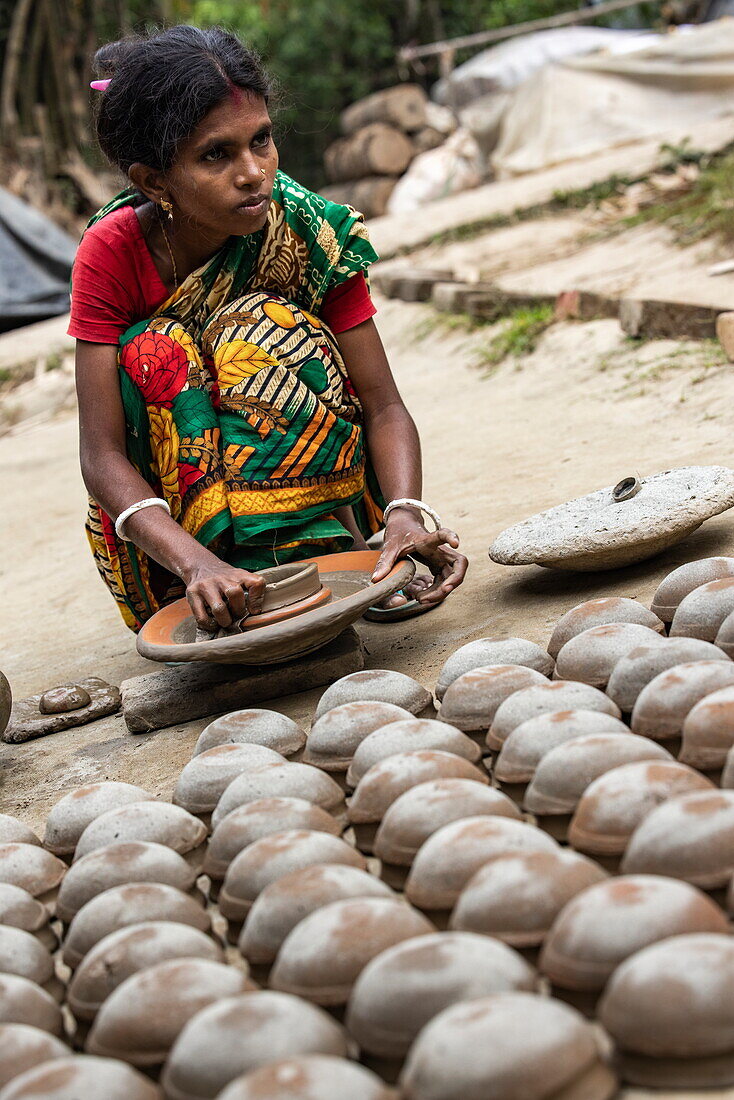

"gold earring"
[160,198,174,220]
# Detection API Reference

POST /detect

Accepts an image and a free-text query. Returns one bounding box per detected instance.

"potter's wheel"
[137,550,415,666]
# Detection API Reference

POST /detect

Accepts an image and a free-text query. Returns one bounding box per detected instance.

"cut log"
[620,298,721,340]
[320,177,399,219]
[324,123,415,184]
[340,84,428,136]
[412,127,446,154]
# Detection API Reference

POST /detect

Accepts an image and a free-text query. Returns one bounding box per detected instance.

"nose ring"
[260,168,266,177]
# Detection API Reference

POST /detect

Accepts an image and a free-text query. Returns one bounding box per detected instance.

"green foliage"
[624,146,734,246]
[475,303,555,372]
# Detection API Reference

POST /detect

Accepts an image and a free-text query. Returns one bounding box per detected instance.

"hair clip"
[90,78,111,92]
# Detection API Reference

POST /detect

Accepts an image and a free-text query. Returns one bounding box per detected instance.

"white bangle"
[382,498,443,532]
[115,497,171,541]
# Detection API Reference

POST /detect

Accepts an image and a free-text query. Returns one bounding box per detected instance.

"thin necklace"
[157,207,179,287]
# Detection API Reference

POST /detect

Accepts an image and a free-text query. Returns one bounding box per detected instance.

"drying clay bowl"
[270,896,434,1005]
[568,761,714,857]
[0,927,54,994]
[161,991,348,1100]
[0,845,65,905]
[347,719,481,788]
[193,709,306,758]
[405,816,558,911]
[554,624,664,689]
[44,782,154,857]
[548,598,664,659]
[621,790,734,888]
[488,466,734,572]
[239,864,393,965]
[0,974,63,1036]
[598,933,734,1088]
[86,958,253,1067]
[74,802,207,864]
[0,885,55,950]
[493,710,628,783]
[606,636,730,713]
[204,798,342,884]
[67,921,223,1021]
[540,875,729,993]
[173,744,285,814]
[217,1055,395,1100]
[450,849,607,948]
[681,684,734,770]
[488,680,621,750]
[137,551,414,665]
[716,607,734,657]
[348,751,488,826]
[55,841,197,923]
[303,702,414,772]
[315,670,432,721]
[651,556,734,622]
[219,829,366,923]
[436,638,554,701]
[631,660,734,740]
[437,665,549,733]
[211,762,345,830]
[724,745,734,788]
[0,817,40,848]
[0,672,10,739]
[0,1055,163,1099]
[374,780,521,868]
[670,576,734,641]
[0,1025,68,1093]
[62,883,211,970]
[347,932,537,1059]
[399,991,617,1100]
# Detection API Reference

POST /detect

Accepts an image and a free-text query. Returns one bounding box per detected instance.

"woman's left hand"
[371,510,468,607]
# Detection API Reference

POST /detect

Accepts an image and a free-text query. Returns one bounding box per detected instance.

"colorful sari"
[82,170,384,631]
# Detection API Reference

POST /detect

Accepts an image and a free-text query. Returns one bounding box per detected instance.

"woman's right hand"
[183,554,267,630]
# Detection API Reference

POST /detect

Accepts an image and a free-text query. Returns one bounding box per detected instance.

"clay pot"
[67,921,224,1021]
[715,607,734,657]
[0,1055,163,1099]
[211,762,345,830]
[488,680,621,750]
[348,751,488,828]
[724,746,734,788]
[347,719,481,788]
[219,829,366,923]
[399,992,617,1100]
[55,841,197,923]
[0,816,40,848]
[598,933,734,1087]
[374,780,521,868]
[437,665,548,732]
[193,708,306,757]
[405,816,557,911]
[347,932,538,1059]
[0,884,56,951]
[0,927,56,997]
[621,790,734,888]
[0,1024,69,1092]
[0,974,64,1036]
[216,1055,395,1100]
[569,761,714,857]
[548,597,664,659]
[631,660,734,741]
[303,701,414,772]
[86,958,252,1066]
[62,882,211,970]
[606,636,730,713]
[239,864,393,965]
[540,875,729,994]
[204,798,341,885]
[670,576,734,641]
[450,849,607,948]
[651,556,734,622]
[493,710,628,784]
[173,744,285,814]
[43,782,154,857]
[554,623,664,689]
[436,638,554,701]
[74,802,207,865]
[681,684,734,770]
[314,671,432,720]
[0,844,65,905]
[270,896,434,1005]
[161,991,348,1100]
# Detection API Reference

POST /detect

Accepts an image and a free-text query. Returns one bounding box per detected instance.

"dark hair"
[94,25,272,175]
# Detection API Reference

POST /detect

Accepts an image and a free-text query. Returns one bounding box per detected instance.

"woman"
[71,24,467,634]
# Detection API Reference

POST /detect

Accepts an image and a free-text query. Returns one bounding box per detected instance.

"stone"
[219,830,366,923]
[0,1055,163,1099]
[347,719,481,788]
[494,710,629,784]
[348,751,488,830]
[303,702,414,772]
[0,975,63,1036]
[405,817,558,911]
[270,897,434,1006]
[554,624,664,689]
[681,684,734,770]
[651,556,734,623]
[211,762,346,830]
[173,744,285,815]
[0,927,54,994]
[193,709,306,758]
[548,598,664,659]
[161,992,348,1100]
[488,680,621,750]
[74,802,207,864]
[620,298,719,340]
[0,817,40,848]
[38,686,91,715]
[314,670,432,720]
[44,782,154,856]
[436,638,554,701]
[0,885,55,951]
[489,466,734,572]
[3,677,121,743]
[55,842,197,923]
[375,780,520,868]
[716,309,734,359]
[0,845,65,904]
[598,933,734,1088]
[621,790,734,888]
[438,665,549,732]
[450,849,607,948]
[216,1056,395,1100]
[0,672,11,738]
[631,660,734,740]
[347,932,537,1060]
[0,1025,69,1092]
[606,636,730,713]
[670,576,734,640]
[554,289,618,322]
[399,992,617,1100]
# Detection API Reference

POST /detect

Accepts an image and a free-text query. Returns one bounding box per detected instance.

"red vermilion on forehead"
[226,79,243,105]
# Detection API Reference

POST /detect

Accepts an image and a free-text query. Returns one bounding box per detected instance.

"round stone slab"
[548,598,664,659]
[489,466,734,572]
[217,1056,395,1100]
[436,639,554,701]
[681,685,734,771]
[671,576,734,641]
[303,701,414,772]
[438,665,548,732]
[348,751,488,826]
[314,671,432,721]
[554,624,664,690]
[651,556,734,623]
[631,660,734,740]
[621,790,734,888]
[493,710,629,784]
[193,709,306,758]
[347,719,480,788]
[606,637,730,714]
[0,1055,163,1099]
[489,681,620,750]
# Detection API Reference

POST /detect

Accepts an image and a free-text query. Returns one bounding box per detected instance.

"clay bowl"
[0,974,63,1037]
[682,684,734,771]
[651,555,734,622]
[67,921,224,1022]
[670,576,734,641]
[450,849,608,949]
[568,761,715,859]
[548,597,664,660]
[211,762,345,830]
[0,885,56,952]
[347,932,538,1061]
[598,933,734,1088]
[493,710,629,790]
[0,672,10,740]
[270,896,434,1006]
[724,746,734,788]
[436,638,555,701]
[554,623,664,690]
[137,551,414,665]
[488,680,621,751]
[239,864,393,966]
[399,992,617,1100]
[43,782,154,858]
[0,1024,69,1093]
[314,670,432,721]
[0,817,40,848]
[303,701,414,772]
[74,802,207,867]
[0,844,65,906]
[86,958,253,1067]
[172,744,285,815]
[374,780,521,869]
[55,841,197,923]
[0,927,58,1000]
[631,660,734,742]
[218,829,366,925]
[0,1055,163,1099]
[436,665,548,733]
[605,636,730,714]
[217,1055,396,1100]
[347,719,481,788]
[621,790,734,889]
[716,607,734,657]
[161,991,348,1100]
[193,709,306,758]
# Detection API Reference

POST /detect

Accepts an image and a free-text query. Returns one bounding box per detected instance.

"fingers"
[201,586,234,629]
[244,574,266,616]
[187,589,214,632]
[416,550,469,606]
[371,540,402,582]
[224,583,249,621]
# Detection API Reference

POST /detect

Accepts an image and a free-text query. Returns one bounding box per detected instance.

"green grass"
[474,304,555,373]
[624,147,734,246]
